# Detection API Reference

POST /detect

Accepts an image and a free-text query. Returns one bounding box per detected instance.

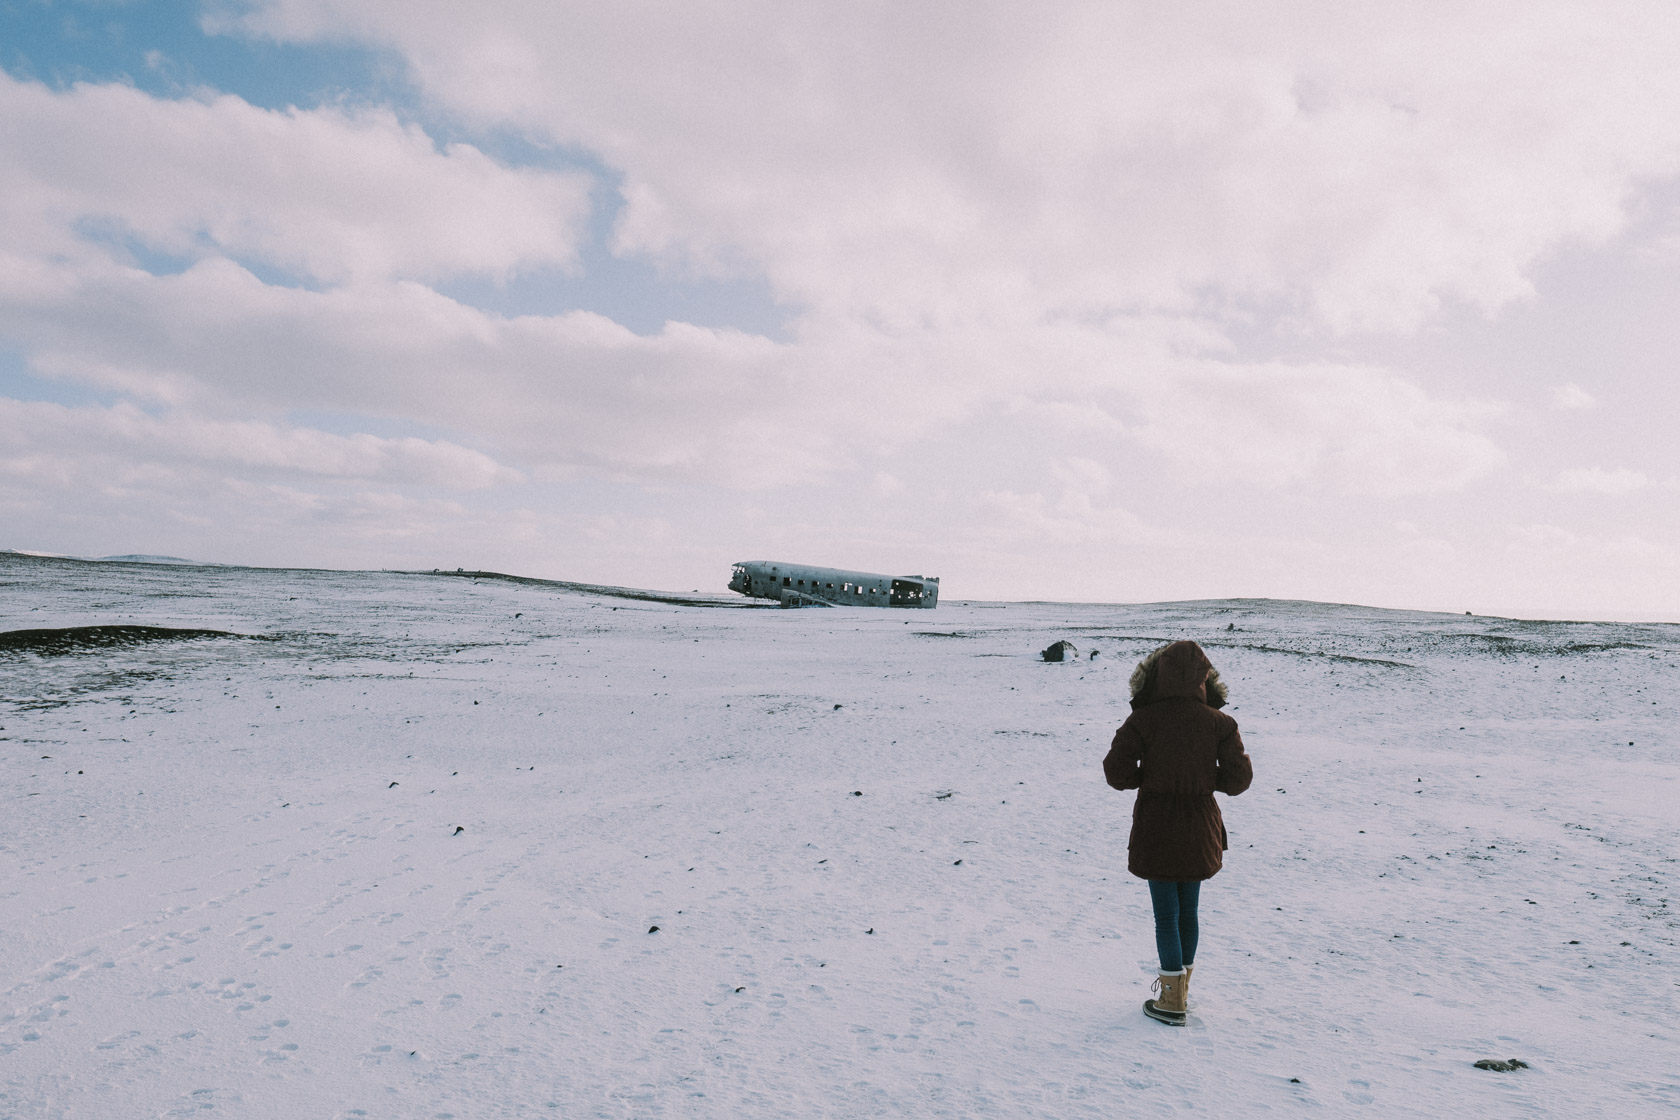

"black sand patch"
[0,625,239,656]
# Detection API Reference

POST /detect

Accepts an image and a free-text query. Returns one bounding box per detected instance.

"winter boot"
[1169,967,1196,1014]
[1183,963,1194,1009]
[1143,970,1187,1025]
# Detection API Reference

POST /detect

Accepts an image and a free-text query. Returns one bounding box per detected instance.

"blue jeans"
[1147,879,1200,973]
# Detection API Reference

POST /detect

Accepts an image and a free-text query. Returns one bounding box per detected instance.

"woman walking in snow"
[1103,640,1253,1025]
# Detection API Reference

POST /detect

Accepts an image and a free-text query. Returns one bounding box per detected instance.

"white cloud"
[1550,466,1649,494]
[7,14,1631,497]
[0,398,518,490]
[1050,456,1112,500]
[1123,360,1505,494]
[227,1,1680,331]
[0,70,592,284]
[1550,382,1597,409]
[976,454,1187,553]
[0,253,1504,493]
[977,486,1171,549]
[1504,522,1669,587]
[0,256,798,476]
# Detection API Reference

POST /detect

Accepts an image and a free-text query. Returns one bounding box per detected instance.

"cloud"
[978,486,1166,548]
[0,70,592,284]
[1550,382,1597,410]
[0,398,519,490]
[1122,360,1505,493]
[0,257,838,484]
[227,1,1680,331]
[0,252,1505,494]
[1550,466,1649,494]
[871,472,906,498]
[7,16,1626,496]
[1505,522,1669,579]
[977,455,1184,549]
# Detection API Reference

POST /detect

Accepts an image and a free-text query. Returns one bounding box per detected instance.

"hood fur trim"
[1128,643,1169,700]
[1130,641,1228,709]
[1204,667,1228,709]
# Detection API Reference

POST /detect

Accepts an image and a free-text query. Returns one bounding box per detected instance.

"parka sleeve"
[1214,721,1253,796]
[1103,721,1143,790]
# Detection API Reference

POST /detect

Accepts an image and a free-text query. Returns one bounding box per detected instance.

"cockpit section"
[890,578,931,607]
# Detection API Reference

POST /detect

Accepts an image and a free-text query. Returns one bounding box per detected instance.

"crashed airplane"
[729,561,940,608]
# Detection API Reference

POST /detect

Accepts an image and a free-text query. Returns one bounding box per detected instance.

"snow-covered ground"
[2,552,1676,1119]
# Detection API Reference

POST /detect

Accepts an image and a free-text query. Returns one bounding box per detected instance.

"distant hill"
[0,550,226,564]
[95,554,224,566]
[0,549,225,567]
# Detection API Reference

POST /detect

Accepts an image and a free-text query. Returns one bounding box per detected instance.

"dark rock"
[648,925,660,934]
[453,826,464,835]
[1473,1059,1529,1072]
[1040,640,1078,662]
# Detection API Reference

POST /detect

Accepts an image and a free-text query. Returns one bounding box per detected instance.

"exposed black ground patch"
[0,625,239,656]
[1071,634,1418,668]
[1206,641,1419,668]
[421,569,770,608]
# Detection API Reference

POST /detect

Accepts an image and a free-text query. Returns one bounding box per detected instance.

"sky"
[2,1,1679,620]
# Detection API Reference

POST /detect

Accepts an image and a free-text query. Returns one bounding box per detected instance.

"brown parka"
[1103,640,1253,881]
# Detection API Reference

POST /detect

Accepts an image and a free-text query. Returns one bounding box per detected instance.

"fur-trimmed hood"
[1129,640,1228,710]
